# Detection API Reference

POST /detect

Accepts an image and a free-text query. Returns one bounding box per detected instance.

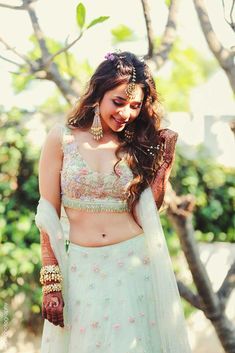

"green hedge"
[171,147,235,242]
[0,111,41,324]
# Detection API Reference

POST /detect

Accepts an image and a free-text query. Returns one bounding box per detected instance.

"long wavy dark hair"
[67,51,164,211]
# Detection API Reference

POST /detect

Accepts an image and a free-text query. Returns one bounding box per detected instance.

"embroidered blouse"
[60,126,134,212]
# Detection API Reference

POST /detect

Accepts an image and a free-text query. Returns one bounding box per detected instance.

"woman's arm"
[39,124,63,218]
[39,124,63,265]
[151,129,178,209]
[38,124,64,327]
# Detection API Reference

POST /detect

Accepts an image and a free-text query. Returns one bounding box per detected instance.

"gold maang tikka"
[125,65,137,100]
[90,104,103,141]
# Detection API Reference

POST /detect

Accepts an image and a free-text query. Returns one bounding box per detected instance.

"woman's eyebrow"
[114,95,142,104]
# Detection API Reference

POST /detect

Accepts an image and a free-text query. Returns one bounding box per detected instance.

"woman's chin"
[111,116,126,130]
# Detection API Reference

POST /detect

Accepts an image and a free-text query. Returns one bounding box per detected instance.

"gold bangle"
[40,273,63,285]
[42,283,62,295]
[40,265,63,285]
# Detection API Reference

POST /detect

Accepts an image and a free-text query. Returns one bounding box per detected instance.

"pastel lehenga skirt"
[64,232,162,353]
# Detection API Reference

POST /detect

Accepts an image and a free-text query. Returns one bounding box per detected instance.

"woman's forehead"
[107,83,144,102]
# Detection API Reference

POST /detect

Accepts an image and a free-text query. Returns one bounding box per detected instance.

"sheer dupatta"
[35,198,69,352]
[35,187,192,353]
[136,187,192,352]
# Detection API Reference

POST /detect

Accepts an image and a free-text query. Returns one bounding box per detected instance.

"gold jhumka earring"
[124,124,135,143]
[90,104,103,141]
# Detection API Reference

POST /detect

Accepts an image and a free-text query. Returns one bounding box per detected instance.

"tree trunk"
[167,198,235,353]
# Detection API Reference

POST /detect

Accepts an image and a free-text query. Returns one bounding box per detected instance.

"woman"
[35,51,191,353]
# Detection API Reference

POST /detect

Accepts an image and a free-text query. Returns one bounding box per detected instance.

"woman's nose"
[119,106,131,119]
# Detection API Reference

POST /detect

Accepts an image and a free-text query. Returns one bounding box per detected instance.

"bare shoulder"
[41,123,65,157]
[47,123,64,141]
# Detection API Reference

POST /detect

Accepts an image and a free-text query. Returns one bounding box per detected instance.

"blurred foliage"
[37,91,69,115]
[155,39,218,111]
[111,25,136,44]
[0,109,41,325]
[12,35,94,94]
[1,110,234,323]
[169,147,235,242]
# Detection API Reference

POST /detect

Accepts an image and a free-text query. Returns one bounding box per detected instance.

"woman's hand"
[151,129,178,209]
[42,291,64,327]
[159,128,178,166]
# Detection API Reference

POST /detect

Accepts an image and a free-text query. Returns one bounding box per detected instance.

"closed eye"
[112,100,141,110]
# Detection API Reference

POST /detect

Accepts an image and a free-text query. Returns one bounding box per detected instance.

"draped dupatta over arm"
[35,187,192,353]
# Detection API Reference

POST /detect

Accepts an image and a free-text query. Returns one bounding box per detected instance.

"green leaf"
[87,16,109,29]
[165,0,171,7]
[76,3,86,29]
[111,25,135,44]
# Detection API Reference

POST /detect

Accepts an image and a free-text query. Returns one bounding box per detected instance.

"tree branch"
[45,32,84,67]
[0,36,32,66]
[193,0,230,61]
[24,0,50,61]
[0,54,22,67]
[222,0,235,32]
[166,192,235,352]
[167,195,222,320]
[0,0,38,10]
[141,0,154,58]
[177,279,202,310]
[0,3,24,10]
[146,0,180,70]
[217,260,235,310]
[193,0,235,93]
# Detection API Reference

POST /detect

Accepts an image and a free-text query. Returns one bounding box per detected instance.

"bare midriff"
[65,207,143,247]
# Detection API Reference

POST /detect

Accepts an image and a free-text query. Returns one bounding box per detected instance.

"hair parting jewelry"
[125,65,137,100]
[104,51,137,101]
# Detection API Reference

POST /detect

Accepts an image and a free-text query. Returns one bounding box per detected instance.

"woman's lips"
[112,116,127,125]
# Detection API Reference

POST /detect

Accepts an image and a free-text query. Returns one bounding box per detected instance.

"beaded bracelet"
[42,282,62,295]
[40,265,63,285]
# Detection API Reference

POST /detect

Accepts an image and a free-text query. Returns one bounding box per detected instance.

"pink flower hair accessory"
[104,52,115,61]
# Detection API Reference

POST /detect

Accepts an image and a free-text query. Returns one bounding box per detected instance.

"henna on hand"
[151,129,178,209]
[42,291,64,327]
[40,230,58,266]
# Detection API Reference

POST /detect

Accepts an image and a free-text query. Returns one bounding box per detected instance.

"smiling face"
[98,83,144,134]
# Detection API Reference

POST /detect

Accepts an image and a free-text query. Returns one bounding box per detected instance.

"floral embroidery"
[142,255,150,265]
[101,271,107,278]
[117,259,124,267]
[71,265,77,272]
[60,126,133,212]
[93,264,100,273]
[91,321,100,329]
[128,316,135,323]
[112,323,121,329]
